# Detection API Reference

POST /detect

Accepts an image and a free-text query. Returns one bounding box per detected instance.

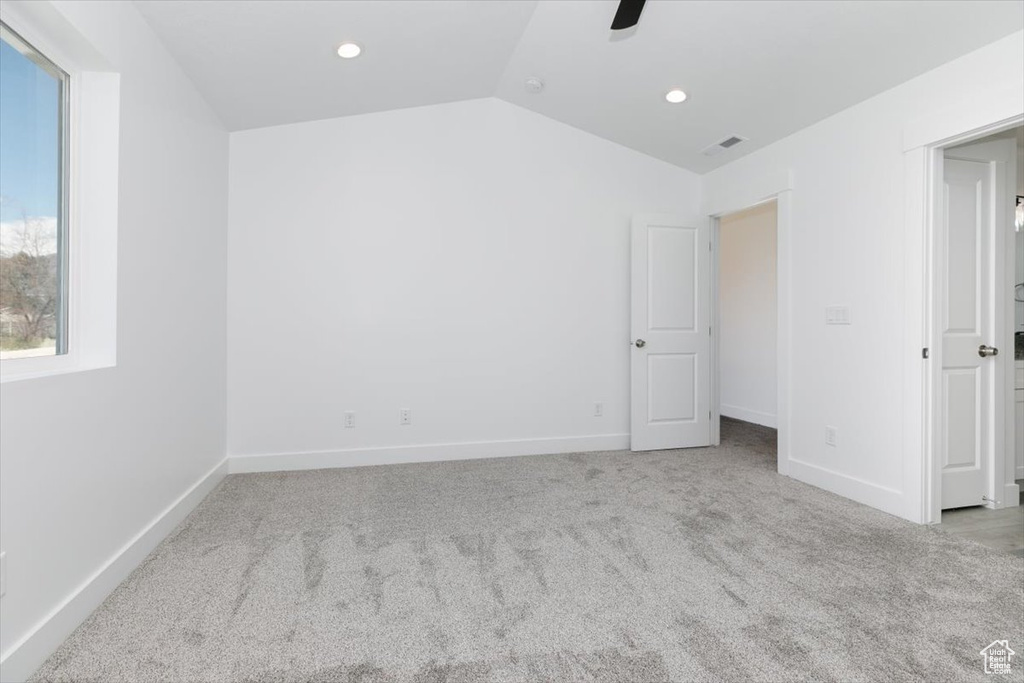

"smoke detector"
[701,135,747,157]
[524,77,545,94]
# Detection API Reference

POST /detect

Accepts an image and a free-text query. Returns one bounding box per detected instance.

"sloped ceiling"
[136,0,1024,172]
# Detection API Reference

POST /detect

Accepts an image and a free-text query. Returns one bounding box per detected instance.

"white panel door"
[630,215,711,451]
[940,158,994,509]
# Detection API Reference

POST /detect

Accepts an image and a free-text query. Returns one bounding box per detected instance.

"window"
[0,6,119,383]
[0,21,68,360]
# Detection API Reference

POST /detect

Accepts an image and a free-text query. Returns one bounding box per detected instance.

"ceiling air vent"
[701,135,747,157]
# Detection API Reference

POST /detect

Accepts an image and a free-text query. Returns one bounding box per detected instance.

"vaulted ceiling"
[136,0,1024,172]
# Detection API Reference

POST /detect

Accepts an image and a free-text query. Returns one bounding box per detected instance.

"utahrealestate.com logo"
[980,641,1015,675]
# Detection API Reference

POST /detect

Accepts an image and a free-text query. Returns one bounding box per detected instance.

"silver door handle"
[634,339,646,348]
[978,345,998,357]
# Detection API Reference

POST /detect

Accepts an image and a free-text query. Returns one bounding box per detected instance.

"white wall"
[0,1,228,677]
[227,97,701,469]
[719,201,777,428]
[703,31,1024,520]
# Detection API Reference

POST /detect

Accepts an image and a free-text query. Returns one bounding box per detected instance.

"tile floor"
[936,480,1024,557]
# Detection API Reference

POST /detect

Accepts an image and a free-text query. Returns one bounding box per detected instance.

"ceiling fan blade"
[610,0,647,30]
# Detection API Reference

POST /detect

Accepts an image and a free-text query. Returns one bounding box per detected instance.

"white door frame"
[902,82,1023,524]
[704,171,794,474]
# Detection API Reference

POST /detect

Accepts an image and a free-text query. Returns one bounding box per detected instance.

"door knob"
[634,339,646,348]
[978,345,998,358]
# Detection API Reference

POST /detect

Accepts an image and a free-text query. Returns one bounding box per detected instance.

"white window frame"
[0,0,119,383]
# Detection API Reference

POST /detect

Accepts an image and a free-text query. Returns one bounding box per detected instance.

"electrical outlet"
[594,402,604,417]
[400,409,411,426]
[344,411,355,428]
[1,551,7,598]
[825,426,838,447]
[825,306,851,325]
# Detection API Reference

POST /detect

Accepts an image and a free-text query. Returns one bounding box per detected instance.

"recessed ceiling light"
[337,42,362,59]
[665,89,688,104]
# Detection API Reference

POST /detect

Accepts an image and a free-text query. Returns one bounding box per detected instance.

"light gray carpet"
[33,419,1024,682]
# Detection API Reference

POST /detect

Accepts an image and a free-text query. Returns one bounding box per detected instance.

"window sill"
[0,353,114,383]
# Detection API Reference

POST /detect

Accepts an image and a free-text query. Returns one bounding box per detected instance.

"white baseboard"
[230,433,632,474]
[786,457,906,519]
[1001,481,1021,509]
[0,458,229,683]
[720,404,777,429]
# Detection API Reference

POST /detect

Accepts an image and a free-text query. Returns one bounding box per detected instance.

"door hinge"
[922,347,929,359]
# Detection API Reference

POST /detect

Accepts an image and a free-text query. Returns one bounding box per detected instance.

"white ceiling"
[134,1,539,129]
[136,0,1024,173]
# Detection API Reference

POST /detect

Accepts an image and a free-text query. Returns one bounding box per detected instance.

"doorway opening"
[628,185,793,476]
[929,122,1023,554]
[716,201,779,434]
[709,189,792,477]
